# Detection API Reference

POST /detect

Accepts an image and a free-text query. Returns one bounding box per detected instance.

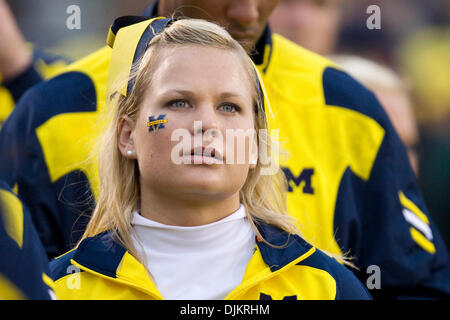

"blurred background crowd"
[3,0,449,248]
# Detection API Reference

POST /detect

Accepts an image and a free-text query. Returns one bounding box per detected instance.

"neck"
[139,185,241,226]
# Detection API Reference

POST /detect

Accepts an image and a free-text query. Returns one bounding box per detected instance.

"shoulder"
[270,33,390,128]
[1,47,111,150]
[256,222,371,299]
[297,248,372,300]
[4,71,97,135]
[271,33,333,72]
[49,230,125,282]
[321,66,391,126]
[7,46,111,129]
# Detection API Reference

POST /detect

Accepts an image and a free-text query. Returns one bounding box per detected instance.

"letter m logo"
[147,114,168,132]
[282,167,314,194]
[260,293,297,300]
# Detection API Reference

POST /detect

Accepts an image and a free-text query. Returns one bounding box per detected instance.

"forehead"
[148,45,254,98]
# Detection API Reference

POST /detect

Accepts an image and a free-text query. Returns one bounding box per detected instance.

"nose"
[191,105,222,142]
[226,0,260,27]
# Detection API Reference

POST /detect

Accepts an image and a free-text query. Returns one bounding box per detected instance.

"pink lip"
[183,155,223,165]
[180,146,223,165]
[190,146,223,159]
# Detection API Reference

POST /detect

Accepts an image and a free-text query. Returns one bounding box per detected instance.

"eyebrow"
[163,89,245,100]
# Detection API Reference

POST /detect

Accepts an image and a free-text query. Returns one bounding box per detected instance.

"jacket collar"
[72,221,313,279]
[72,231,125,278]
[255,221,314,271]
[142,1,273,73]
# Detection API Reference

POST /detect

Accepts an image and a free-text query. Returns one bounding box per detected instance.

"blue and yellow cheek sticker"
[147,114,168,132]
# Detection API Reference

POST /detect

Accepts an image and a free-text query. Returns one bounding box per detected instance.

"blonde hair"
[82,18,349,267]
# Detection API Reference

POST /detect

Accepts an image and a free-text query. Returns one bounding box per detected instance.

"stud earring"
[127,150,133,156]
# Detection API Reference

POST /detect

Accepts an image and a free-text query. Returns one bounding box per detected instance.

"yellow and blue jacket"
[0,3,449,298]
[49,222,371,300]
[0,48,70,127]
[0,181,54,299]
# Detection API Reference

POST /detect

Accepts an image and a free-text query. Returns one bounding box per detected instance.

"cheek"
[260,0,280,19]
[223,120,257,164]
[134,115,177,172]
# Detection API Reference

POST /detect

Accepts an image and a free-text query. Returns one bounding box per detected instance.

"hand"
[0,0,32,81]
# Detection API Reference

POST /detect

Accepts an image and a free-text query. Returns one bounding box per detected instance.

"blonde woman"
[49,17,371,300]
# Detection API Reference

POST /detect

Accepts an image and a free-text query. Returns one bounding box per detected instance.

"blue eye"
[219,104,240,113]
[170,100,189,109]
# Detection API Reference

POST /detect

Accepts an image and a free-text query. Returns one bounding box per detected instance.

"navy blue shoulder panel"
[297,249,372,300]
[256,221,313,272]
[16,71,98,129]
[322,66,391,127]
[50,231,126,280]
[72,231,126,278]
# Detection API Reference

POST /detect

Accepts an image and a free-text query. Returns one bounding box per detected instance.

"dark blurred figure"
[0,0,34,126]
[397,27,450,249]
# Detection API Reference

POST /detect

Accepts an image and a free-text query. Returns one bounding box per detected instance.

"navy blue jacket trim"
[256,221,313,272]
[72,231,126,278]
[250,25,273,72]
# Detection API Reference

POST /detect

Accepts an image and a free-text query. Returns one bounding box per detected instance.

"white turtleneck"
[131,204,256,300]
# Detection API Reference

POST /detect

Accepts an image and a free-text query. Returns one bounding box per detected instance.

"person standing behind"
[0,181,55,299]
[0,0,70,127]
[269,0,343,55]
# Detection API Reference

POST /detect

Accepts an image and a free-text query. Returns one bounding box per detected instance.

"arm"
[0,84,65,258]
[0,181,55,299]
[0,0,32,82]
[0,0,70,126]
[326,67,450,299]
[357,121,450,299]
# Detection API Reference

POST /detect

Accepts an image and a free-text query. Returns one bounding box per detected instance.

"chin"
[174,172,238,200]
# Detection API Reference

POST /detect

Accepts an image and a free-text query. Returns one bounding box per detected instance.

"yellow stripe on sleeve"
[410,227,436,254]
[399,191,429,224]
